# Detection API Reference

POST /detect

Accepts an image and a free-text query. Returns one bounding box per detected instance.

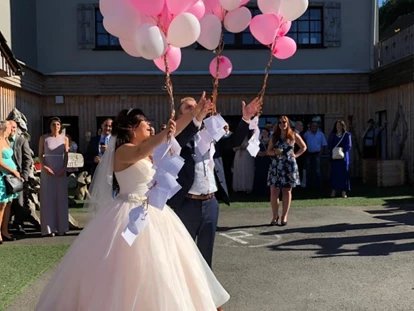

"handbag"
[3,174,24,195]
[332,133,346,160]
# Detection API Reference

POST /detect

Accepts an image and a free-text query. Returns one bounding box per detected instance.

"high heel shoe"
[270,217,279,226]
[1,234,16,241]
[280,219,288,226]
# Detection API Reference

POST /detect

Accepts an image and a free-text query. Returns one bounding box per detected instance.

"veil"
[83,136,117,215]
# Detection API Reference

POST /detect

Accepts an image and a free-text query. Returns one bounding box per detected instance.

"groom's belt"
[186,193,215,200]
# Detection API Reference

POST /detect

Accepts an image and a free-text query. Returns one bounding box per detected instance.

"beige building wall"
[33,0,376,74]
[0,1,11,44]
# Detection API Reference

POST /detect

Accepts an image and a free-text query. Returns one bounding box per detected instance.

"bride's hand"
[166,119,176,138]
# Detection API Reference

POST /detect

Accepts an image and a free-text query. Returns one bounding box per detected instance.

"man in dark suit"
[8,120,41,234]
[168,96,259,268]
[84,118,112,176]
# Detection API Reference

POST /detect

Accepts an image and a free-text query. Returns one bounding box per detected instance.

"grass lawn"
[228,184,414,208]
[67,182,414,213]
[0,244,70,311]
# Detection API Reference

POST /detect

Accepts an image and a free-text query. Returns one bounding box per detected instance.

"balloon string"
[257,41,276,116]
[211,20,225,115]
[163,54,175,141]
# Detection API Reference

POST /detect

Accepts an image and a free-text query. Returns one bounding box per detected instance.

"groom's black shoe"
[13,224,26,235]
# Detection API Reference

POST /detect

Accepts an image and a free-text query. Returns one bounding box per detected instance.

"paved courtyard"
[6,204,414,311]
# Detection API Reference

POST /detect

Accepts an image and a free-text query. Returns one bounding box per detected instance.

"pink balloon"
[278,20,291,36]
[240,0,249,6]
[103,1,140,40]
[273,36,297,59]
[249,14,280,45]
[212,2,225,21]
[209,56,232,79]
[158,3,174,30]
[166,0,197,15]
[186,0,206,20]
[154,45,182,72]
[99,0,117,17]
[120,38,141,57]
[204,0,218,14]
[129,0,164,16]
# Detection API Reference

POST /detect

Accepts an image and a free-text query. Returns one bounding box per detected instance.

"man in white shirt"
[168,97,259,268]
[303,122,327,188]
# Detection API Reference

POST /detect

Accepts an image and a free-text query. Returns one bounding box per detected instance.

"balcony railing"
[374,24,414,68]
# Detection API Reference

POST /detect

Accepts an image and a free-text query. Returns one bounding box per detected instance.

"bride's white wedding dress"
[35,159,230,311]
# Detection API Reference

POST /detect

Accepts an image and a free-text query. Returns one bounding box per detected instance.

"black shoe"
[280,221,287,226]
[270,217,279,226]
[1,234,16,241]
[14,224,27,235]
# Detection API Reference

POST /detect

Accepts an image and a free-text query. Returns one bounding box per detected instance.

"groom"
[168,96,259,268]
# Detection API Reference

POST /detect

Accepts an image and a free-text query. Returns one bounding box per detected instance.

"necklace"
[336,132,343,138]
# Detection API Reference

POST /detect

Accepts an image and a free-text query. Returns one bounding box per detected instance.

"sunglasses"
[279,121,287,124]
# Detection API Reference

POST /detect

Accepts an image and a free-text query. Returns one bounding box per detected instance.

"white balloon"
[281,0,308,21]
[219,0,241,12]
[168,13,201,48]
[258,0,282,15]
[258,0,308,21]
[135,24,168,60]
[197,14,222,50]
[224,6,252,33]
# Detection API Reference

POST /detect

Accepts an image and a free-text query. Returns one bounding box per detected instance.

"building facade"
[2,0,414,182]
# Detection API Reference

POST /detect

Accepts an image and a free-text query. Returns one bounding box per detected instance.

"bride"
[35,95,230,311]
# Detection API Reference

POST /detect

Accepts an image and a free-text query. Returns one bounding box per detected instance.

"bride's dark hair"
[111,108,146,193]
[112,108,146,150]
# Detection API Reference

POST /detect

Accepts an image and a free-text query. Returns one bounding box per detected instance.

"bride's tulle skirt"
[35,199,230,311]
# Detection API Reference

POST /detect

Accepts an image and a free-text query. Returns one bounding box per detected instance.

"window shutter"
[323,2,341,47]
[77,3,96,49]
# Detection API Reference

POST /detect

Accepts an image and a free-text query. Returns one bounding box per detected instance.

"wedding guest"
[232,134,255,193]
[38,117,69,237]
[0,120,21,243]
[328,120,352,198]
[8,119,40,234]
[85,118,112,176]
[303,122,327,188]
[267,116,306,226]
[294,120,306,187]
[252,128,271,196]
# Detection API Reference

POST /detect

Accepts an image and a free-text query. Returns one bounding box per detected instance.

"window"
[287,7,323,47]
[206,7,323,50]
[95,9,121,49]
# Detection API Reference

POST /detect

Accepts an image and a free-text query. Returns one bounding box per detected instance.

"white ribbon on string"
[195,114,227,156]
[247,116,261,157]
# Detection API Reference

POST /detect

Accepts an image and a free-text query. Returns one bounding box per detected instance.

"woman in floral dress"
[267,116,307,226]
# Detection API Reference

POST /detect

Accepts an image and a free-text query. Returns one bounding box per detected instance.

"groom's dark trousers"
[168,118,249,267]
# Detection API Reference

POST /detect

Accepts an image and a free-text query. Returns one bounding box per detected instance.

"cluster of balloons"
[250,0,309,59]
[100,0,253,76]
[100,0,307,77]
